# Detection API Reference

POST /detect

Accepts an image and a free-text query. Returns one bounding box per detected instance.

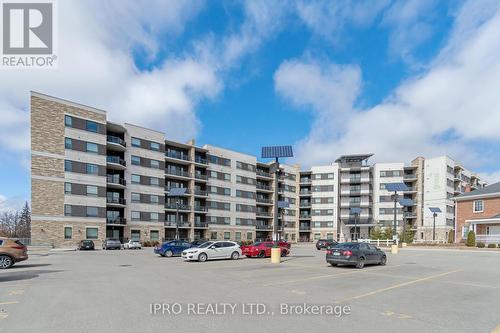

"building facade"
[30,92,486,247]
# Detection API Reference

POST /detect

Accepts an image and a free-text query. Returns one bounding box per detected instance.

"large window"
[64,160,72,172]
[150,230,159,241]
[86,227,98,240]
[86,142,98,154]
[64,227,72,239]
[86,185,98,196]
[131,137,141,147]
[131,193,140,202]
[86,120,98,133]
[64,183,72,194]
[210,231,218,240]
[473,200,484,213]
[86,206,99,217]
[131,155,141,165]
[131,174,141,184]
[64,115,72,127]
[86,164,99,175]
[246,232,253,240]
[64,205,71,216]
[150,142,160,151]
[150,212,159,221]
[131,211,140,221]
[150,195,159,204]
[150,160,160,169]
[235,232,241,241]
[131,230,140,241]
[150,177,159,186]
[224,232,231,240]
[65,138,72,149]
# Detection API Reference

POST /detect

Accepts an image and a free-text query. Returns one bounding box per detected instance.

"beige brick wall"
[31,95,65,155]
[31,155,64,178]
[125,223,165,243]
[32,220,106,248]
[31,179,64,216]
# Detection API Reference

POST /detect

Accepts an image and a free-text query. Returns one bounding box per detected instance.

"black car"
[316,239,337,250]
[326,242,386,268]
[190,239,208,247]
[79,240,95,250]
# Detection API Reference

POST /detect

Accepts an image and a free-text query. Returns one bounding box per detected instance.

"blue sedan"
[154,240,192,257]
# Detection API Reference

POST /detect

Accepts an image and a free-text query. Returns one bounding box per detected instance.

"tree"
[370,227,382,240]
[17,201,31,238]
[447,230,455,244]
[466,230,476,247]
[0,202,31,238]
[383,227,393,240]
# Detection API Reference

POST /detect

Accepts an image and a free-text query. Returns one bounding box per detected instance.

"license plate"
[333,252,340,256]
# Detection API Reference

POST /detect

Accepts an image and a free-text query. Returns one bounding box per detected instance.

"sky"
[1,0,500,212]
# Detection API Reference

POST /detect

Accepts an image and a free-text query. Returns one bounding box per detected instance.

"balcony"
[256,224,272,230]
[256,197,273,204]
[300,202,311,207]
[300,178,312,184]
[256,211,272,217]
[195,156,208,166]
[106,197,126,206]
[194,173,208,181]
[164,203,191,211]
[299,226,311,231]
[256,184,272,192]
[256,170,272,178]
[403,173,417,181]
[194,205,208,212]
[165,169,191,179]
[343,218,374,225]
[299,213,311,219]
[106,156,126,169]
[106,135,126,151]
[106,217,126,225]
[299,190,312,196]
[194,222,208,228]
[404,187,417,193]
[106,175,126,188]
[193,189,208,196]
[165,151,190,162]
[165,187,191,195]
[164,221,191,228]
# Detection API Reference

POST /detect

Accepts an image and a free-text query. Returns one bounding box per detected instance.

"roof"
[455,182,500,200]
[335,154,373,163]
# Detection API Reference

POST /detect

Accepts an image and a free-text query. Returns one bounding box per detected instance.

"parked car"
[123,240,141,249]
[326,242,386,268]
[78,240,95,250]
[316,239,338,250]
[241,241,290,258]
[0,238,28,269]
[102,238,122,250]
[277,240,291,249]
[154,240,192,257]
[181,241,242,262]
[190,239,208,247]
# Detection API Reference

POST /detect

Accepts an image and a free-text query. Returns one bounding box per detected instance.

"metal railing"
[165,151,190,161]
[106,197,126,205]
[256,184,272,191]
[165,203,191,210]
[165,169,191,178]
[256,197,272,204]
[256,170,272,178]
[194,173,208,180]
[107,135,126,147]
[106,217,127,225]
[193,189,207,196]
[106,176,126,186]
[256,211,272,217]
[194,205,208,212]
[107,156,126,166]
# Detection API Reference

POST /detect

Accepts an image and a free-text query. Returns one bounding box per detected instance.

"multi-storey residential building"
[31,92,486,247]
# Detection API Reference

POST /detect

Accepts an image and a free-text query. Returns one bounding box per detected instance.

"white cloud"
[0,0,218,156]
[0,194,26,213]
[274,0,500,173]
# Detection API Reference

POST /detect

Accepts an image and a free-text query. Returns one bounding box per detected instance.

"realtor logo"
[1,1,57,68]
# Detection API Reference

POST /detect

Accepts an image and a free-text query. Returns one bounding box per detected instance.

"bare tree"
[0,202,31,238]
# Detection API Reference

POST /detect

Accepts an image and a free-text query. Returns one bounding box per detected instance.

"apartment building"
[31,92,486,247]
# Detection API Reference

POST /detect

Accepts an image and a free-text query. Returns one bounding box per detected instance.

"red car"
[241,241,290,258]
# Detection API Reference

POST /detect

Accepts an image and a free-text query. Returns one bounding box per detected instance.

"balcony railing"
[107,135,126,147]
[106,197,126,205]
[300,178,312,183]
[165,203,191,210]
[164,221,191,227]
[299,190,312,195]
[165,187,191,194]
[106,176,126,186]
[106,217,126,225]
[256,211,272,217]
[165,151,190,161]
[256,184,272,191]
[194,222,208,228]
[300,202,311,207]
[256,197,272,204]
[256,170,272,178]
[195,156,208,165]
[299,226,311,231]
[165,169,191,178]
[256,224,272,230]
[194,205,208,212]
[107,156,126,166]
[193,189,207,196]
[299,213,311,219]
[194,173,208,180]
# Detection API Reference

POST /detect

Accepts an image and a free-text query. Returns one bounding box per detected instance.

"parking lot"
[0,244,499,333]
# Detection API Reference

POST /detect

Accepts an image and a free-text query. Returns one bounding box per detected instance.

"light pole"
[429,207,442,241]
[350,207,361,241]
[167,187,187,241]
[278,200,290,241]
[385,183,409,245]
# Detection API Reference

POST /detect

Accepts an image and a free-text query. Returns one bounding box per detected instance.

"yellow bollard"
[270,247,281,264]
[391,244,399,254]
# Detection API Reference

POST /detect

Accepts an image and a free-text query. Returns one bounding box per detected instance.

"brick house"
[455,182,500,244]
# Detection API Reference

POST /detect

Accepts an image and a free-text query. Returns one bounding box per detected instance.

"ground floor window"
[131,230,140,241]
[235,232,241,241]
[64,227,72,239]
[150,230,159,241]
[284,233,289,240]
[210,231,218,240]
[224,232,230,240]
[462,226,469,238]
[326,233,334,240]
[86,227,98,240]
[246,232,252,240]
[313,233,321,240]
[291,233,296,241]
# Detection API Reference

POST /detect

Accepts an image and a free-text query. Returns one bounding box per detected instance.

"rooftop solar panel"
[385,183,409,192]
[429,207,442,213]
[168,187,188,196]
[398,198,414,207]
[261,146,293,159]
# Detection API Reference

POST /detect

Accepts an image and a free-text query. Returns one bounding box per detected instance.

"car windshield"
[252,242,262,246]
[198,241,214,248]
[333,242,359,249]
[83,241,92,245]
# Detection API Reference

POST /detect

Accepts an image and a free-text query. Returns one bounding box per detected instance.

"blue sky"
[1,0,500,211]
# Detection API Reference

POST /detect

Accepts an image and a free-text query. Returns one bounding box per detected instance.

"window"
[314,233,321,240]
[326,233,334,240]
[150,212,159,221]
[235,232,241,241]
[210,231,218,240]
[86,227,98,240]
[131,211,140,221]
[131,155,141,165]
[64,115,72,127]
[247,232,253,240]
[86,164,99,175]
[150,195,159,204]
[150,177,159,186]
[64,205,71,216]
[131,230,140,241]
[131,174,141,184]
[150,230,159,241]
[65,138,72,149]
[65,160,72,172]
[224,232,231,240]
[291,233,296,241]
[64,227,72,239]
[64,183,72,194]
[86,206,99,217]
[131,137,141,147]
[86,142,98,154]
[131,193,140,202]
[86,185,98,196]
[86,120,98,133]
[150,142,160,151]
[473,200,484,213]
[150,160,160,169]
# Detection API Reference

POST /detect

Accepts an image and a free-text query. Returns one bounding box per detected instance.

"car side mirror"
[209,246,215,249]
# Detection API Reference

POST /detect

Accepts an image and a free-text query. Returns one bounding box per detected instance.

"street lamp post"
[167,187,188,241]
[350,207,361,241]
[385,183,409,246]
[429,207,442,241]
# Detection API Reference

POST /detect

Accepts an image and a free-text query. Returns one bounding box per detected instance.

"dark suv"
[79,240,95,250]
[326,242,386,268]
[316,239,337,250]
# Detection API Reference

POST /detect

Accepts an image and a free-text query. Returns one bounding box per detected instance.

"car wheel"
[198,253,207,262]
[379,255,387,266]
[0,255,13,269]
[329,263,337,267]
[231,251,239,260]
[165,250,173,257]
[258,251,265,258]
[280,250,287,257]
[355,257,365,269]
